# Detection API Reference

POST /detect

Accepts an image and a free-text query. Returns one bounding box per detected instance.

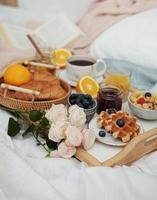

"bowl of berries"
[128,91,157,120]
[68,93,97,123]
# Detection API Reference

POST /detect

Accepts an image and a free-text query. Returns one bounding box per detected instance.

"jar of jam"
[97,86,123,114]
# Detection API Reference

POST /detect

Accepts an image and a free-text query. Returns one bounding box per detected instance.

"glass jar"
[97,86,123,114]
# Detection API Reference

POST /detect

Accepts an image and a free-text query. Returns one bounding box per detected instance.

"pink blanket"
[74,0,157,54]
[1,0,157,70]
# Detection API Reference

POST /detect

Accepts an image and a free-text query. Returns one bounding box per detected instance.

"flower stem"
[32,132,50,153]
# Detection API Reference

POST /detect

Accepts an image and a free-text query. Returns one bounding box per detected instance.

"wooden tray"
[75,127,157,167]
[0,79,71,111]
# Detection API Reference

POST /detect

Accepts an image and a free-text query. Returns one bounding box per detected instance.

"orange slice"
[76,76,100,98]
[50,49,72,67]
[4,64,31,86]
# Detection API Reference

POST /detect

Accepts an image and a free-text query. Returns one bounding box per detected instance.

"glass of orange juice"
[105,69,131,100]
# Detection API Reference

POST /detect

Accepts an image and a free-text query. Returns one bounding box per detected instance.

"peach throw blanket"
[74,0,157,54]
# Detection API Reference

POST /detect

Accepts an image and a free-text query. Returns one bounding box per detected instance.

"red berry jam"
[97,86,122,114]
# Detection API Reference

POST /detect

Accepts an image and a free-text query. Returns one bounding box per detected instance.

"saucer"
[59,70,103,87]
[89,117,144,147]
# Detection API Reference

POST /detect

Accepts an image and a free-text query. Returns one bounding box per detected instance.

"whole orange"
[4,64,31,86]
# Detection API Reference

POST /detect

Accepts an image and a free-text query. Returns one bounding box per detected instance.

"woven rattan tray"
[0,79,71,111]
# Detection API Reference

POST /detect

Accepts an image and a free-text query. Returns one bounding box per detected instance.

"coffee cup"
[66,55,107,81]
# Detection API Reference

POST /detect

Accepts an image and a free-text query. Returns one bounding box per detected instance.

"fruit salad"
[130,91,157,110]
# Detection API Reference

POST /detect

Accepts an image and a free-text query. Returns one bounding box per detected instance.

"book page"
[32,14,85,48]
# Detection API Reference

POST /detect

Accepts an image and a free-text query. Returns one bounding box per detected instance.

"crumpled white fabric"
[0,109,157,200]
[0,37,35,73]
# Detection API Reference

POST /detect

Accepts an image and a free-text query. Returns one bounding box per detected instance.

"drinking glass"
[105,68,131,100]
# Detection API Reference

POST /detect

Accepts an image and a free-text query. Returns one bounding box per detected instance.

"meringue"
[65,126,82,147]
[58,142,76,158]
[45,104,67,124]
[69,105,86,128]
[48,120,69,143]
[81,128,96,150]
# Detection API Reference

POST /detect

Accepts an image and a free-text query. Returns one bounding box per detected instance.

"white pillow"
[90,7,157,69]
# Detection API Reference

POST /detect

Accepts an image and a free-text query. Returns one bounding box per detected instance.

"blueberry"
[116,119,125,127]
[79,94,84,98]
[145,92,151,98]
[90,100,96,107]
[84,94,92,100]
[87,105,92,109]
[107,108,117,114]
[69,98,76,105]
[76,96,82,104]
[77,103,84,108]
[99,130,106,137]
[82,99,90,109]
[70,93,78,99]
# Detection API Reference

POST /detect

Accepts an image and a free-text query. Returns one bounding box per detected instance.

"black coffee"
[69,60,94,66]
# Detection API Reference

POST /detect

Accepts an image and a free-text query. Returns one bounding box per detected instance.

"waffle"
[98,111,140,142]
[98,111,110,129]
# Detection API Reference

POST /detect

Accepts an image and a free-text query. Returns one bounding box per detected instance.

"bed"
[0,1,157,200]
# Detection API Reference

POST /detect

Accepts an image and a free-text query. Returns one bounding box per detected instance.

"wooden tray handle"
[23,61,59,70]
[75,147,101,166]
[102,127,157,167]
[1,83,40,102]
[76,128,157,167]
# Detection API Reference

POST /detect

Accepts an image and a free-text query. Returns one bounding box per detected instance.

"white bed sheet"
[0,103,157,200]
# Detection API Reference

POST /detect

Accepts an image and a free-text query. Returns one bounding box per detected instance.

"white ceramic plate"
[89,117,144,147]
[59,70,103,87]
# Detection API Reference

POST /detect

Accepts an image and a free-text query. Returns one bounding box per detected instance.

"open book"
[0,14,85,50]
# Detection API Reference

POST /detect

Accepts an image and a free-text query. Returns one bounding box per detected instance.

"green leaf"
[8,117,20,137]
[22,124,35,137]
[39,117,50,127]
[29,110,43,122]
[46,138,58,150]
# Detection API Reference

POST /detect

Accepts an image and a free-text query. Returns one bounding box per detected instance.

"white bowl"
[128,95,157,120]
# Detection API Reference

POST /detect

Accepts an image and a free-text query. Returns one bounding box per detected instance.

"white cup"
[66,55,107,81]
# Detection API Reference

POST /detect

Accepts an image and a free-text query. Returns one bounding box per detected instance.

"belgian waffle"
[98,111,140,142]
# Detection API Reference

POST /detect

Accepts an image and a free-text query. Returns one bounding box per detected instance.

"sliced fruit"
[4,64,31,86]
[130,95,137,103]
[137,97,145,105]
[76,76,99,98]
[50,49,72,67]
